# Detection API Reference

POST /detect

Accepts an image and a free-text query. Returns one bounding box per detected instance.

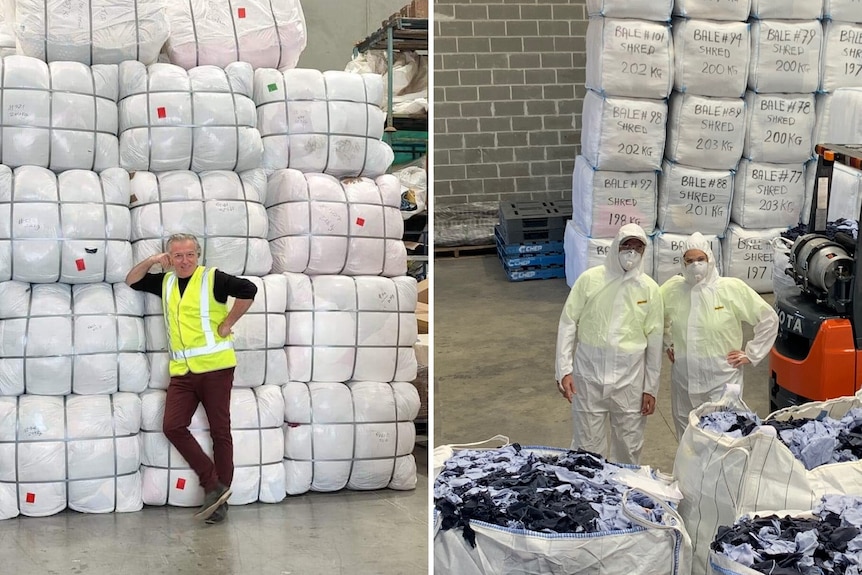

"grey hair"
[165,233,202,257]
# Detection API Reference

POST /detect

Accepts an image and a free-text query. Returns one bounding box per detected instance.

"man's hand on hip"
[217,322,233,338]
[558,374,575,403]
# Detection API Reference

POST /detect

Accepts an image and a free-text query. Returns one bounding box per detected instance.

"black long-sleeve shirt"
[130,269,257,303]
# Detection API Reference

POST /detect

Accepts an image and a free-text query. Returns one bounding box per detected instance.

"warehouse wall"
[298,0,411,72]
[434,0,587,207]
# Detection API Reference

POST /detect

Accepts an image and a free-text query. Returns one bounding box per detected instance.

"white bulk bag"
[165,0,306,70]
[824,0,862,22]
[143,275,288,390]
[254,68,393,178]
[118,61,262,172]
[586,18,673,99]
[675,390,862,575]
[284,273,418,383]
[749,20,823,94]
[673,0,751,20]
[0,0,16,58]
[750,0,823,19]
[586,0,672,20]
[732,159,805,228]
[654,232,722,285]
[0,393,142,520]
[140,386,285,506]
[282,381,419,495]
[772,237,796,293]
[822,88,862,145]
[129,169,272,276]
[657,161,733,235]
[580,90,667,171]
[0,56,119,171]
[14,0,168,65]
[564,220,655,287]
[571,155,657,238]
[721,224,785,293]
[665,93,745,170]
[266,170,406,276]
[821,21,862,92]
[0,166,131,283]
[827,163,862,222]
[672,19,750,98]
[743,92,816,163]
[0,282,148,396]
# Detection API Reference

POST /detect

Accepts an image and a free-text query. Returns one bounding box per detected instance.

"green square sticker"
[267,83,278,92]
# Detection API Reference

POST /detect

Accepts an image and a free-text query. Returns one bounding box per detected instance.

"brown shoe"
[194,483,231,521]
[205,503,228,525]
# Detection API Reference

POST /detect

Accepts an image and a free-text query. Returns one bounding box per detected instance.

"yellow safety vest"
[162,266,236,376]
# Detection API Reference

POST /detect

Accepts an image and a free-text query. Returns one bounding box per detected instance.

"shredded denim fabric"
[434,444,666,546]
[783,219,859,242]
[698,408,862,470]
[712,495,862,575]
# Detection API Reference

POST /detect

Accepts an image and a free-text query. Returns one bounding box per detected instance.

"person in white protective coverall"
[660,232,779,440]
[555,224,663,465]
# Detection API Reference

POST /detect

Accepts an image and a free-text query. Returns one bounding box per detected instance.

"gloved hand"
[558,374,575,403]
[727,350,750,369]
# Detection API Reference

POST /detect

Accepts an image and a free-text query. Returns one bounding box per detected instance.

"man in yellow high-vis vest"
[126,233,257,524]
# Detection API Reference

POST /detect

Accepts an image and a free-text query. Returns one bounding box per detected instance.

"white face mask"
[619,249,641,272]
[684,260,708,284]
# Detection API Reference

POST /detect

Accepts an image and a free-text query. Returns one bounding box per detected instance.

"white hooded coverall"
[555,224,663,465]
[660,232,779,439]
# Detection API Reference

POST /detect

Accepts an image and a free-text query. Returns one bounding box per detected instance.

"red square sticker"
[356,217,365,227]
[176,478,186,490]
[75,258,86,271]
[25,492,35,503]
[157,107,166,119]
[237,7,246,18]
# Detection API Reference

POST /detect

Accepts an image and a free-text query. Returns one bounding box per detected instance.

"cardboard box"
[416,301,428,334]
[417,278,429,304]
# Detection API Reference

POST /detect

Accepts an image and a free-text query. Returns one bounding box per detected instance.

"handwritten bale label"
[672,19,750,98]
[821,21,862,92]
[749,20,823,93]
[657,161,733,235]
[666,93,745,170]
[732,159,805,228]
[722,224,785,294]
[743,92,816,163]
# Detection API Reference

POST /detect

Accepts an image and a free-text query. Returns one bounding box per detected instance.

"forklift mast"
[808,144,862,350]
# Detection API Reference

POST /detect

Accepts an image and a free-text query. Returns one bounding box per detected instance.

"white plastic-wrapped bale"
[772,237,796,293]
[140,386,285,506]
[657,161,733,235]
[571,155,657,238]
[665,93,745,170]
[0,56,119,171]
[824,0,862,22]
[254,68,393,178]
[266,170,406,276]
[0,166,131,283]
[586,18,673,99]
[827,163,862,221]
[812,93,833,161]
[129,169,272,276]
[722,224,786,293]
[743,92,816,164]
[0,282,147,396]
[0,393,142,520]
[821,88,862,147]
[143,275,287,390]
[13,0,168,65]
[821,21,862,92]
[654,232,722,285]
[165,0,306,70]
[0,0,15,57]
[564,220,655,287]
[671,19,750,98]
[750,0,823,19]
[284,273,418,383]
[586,0,673,20]
[732,160,805,228]
[282,381,418,495]
[580,90,667,171]
[118,61,262,172]
[748,20,823,94]
[673,0,751,20]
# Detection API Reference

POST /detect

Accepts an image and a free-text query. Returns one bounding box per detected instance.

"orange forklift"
[770,144,862,411]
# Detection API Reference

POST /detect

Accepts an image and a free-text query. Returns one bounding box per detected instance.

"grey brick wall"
[434,0,587,207]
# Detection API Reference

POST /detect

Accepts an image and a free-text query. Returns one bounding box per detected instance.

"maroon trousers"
[162,367,234,492]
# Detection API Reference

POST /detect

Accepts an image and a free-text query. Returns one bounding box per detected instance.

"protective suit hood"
[681,232,719,286]
[606,224,649,279]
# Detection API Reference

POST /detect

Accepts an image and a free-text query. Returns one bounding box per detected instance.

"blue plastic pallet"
[494,225,564,256]
[496,243,565,268]
[501,264,566,282]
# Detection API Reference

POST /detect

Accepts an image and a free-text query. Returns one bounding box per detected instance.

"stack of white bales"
[255,67,419,496]
[569,0,674,285]
[0,56,146,520]
[655,0,752,285]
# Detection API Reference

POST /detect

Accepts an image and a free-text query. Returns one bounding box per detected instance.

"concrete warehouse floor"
[0,445,429,575]
[434,255,772,474]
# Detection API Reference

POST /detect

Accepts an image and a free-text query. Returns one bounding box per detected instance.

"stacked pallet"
[496,201,569,282]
